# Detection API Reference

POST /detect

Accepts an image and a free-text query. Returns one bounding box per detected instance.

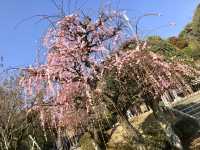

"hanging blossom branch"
[20,10,127,130]
[103,43,200,101]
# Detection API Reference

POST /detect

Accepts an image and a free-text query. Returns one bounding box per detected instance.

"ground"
[107,111,168,150]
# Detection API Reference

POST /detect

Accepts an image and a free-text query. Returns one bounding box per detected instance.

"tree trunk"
[92,129,103,150]
[119,114,142,142]
[119,115,147,150]
[56,127,64,150]
[103,94,145,148]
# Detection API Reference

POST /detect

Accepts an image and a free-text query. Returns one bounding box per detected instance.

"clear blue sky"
[0,0,199,69]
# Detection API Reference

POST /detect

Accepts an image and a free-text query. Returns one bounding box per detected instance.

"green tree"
[147,36,183,59]
[180,4,200,61]
[179,23,193,40]
[168,36,188,49]
[192,4,200,42]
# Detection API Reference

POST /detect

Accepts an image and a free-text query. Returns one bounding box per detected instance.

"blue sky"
[0,0,199,69]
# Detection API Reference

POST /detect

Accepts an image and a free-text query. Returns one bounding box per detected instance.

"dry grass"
[107,111,167,150]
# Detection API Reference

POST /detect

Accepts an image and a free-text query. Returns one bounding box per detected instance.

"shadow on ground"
[173,102,200,149]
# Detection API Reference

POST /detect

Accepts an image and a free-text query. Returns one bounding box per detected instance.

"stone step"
[172,91,200,120]
[187,107,200,116]
[183,103,200,113]
[175,98,200,111]
[176,101,200,119]
[193,111,200,119]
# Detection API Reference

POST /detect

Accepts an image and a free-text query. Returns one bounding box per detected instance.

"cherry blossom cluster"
[105,48,200,99]
[21,11,125,129]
